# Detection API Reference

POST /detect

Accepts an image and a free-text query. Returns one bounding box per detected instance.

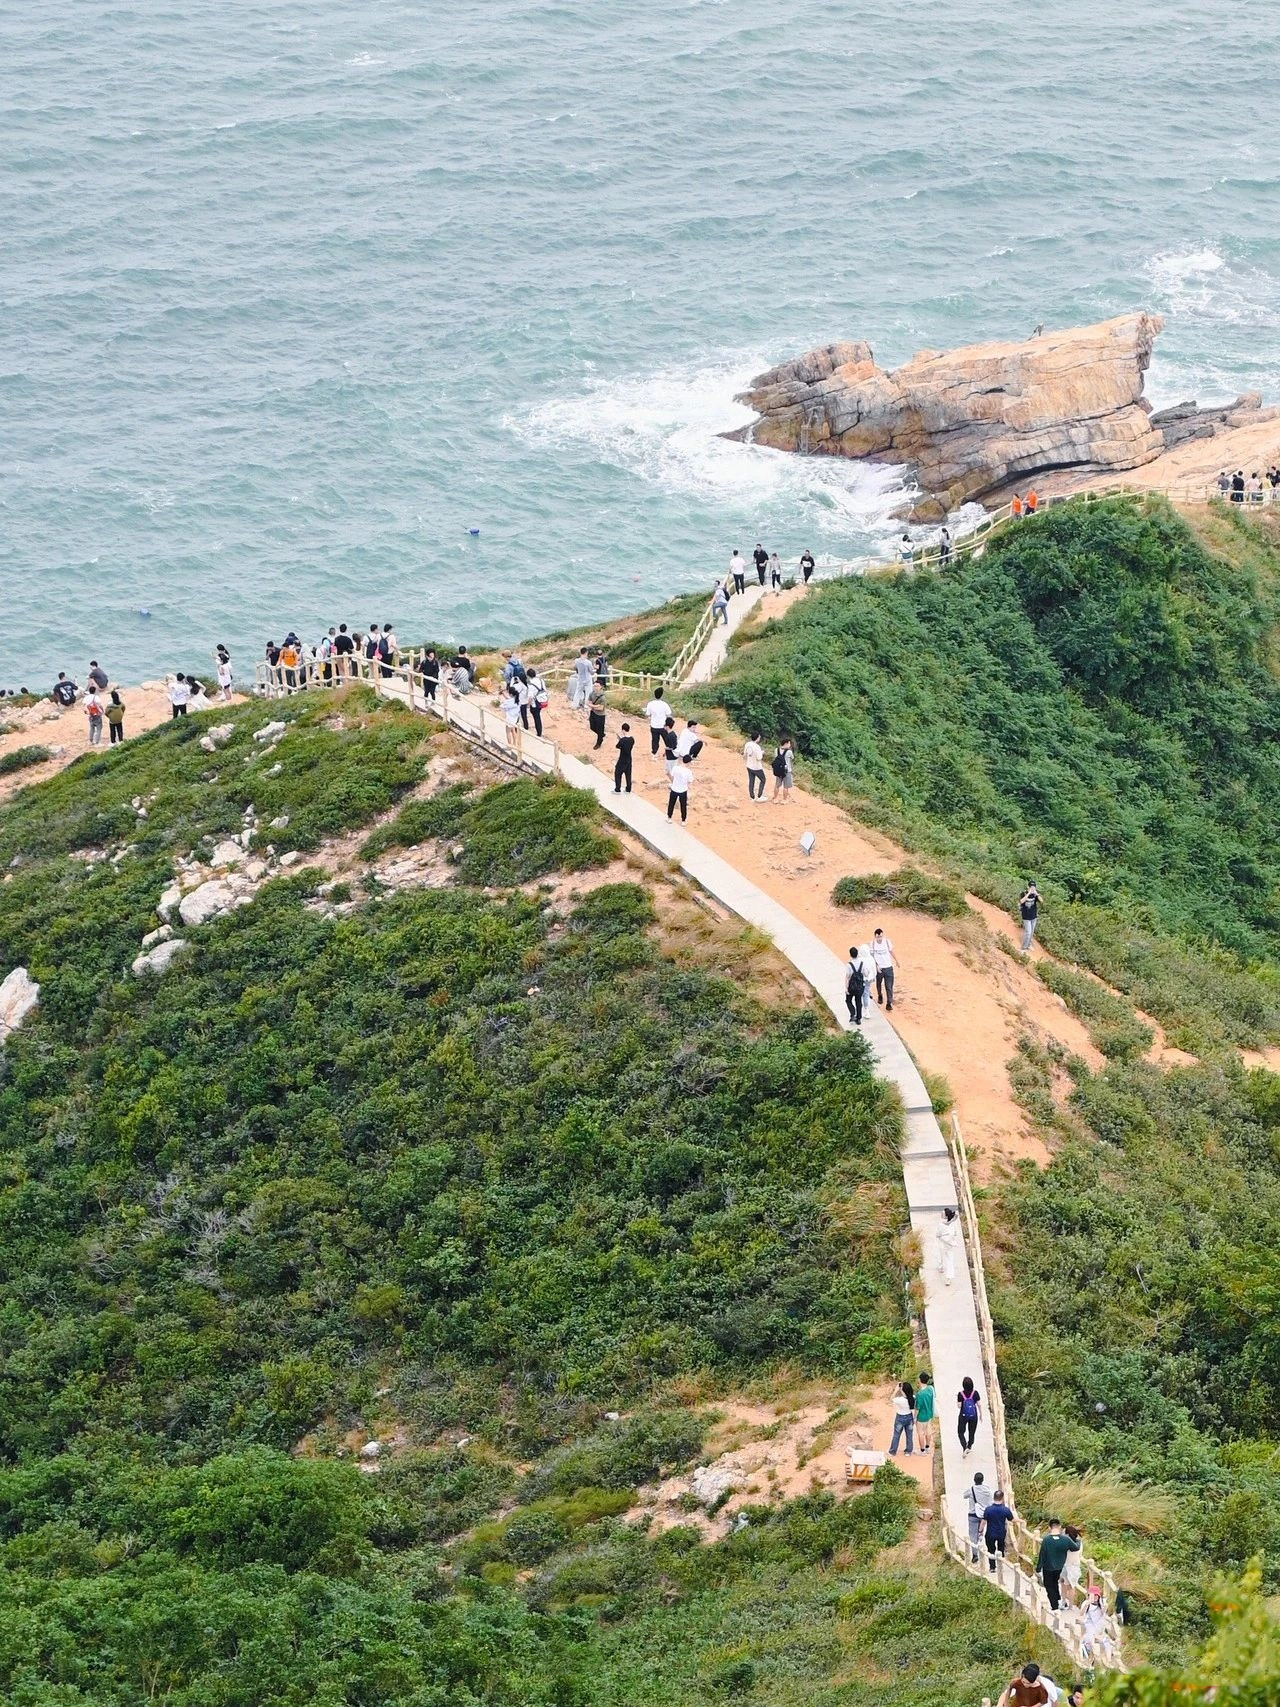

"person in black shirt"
[753,543,769,585]
[1019,881,1040,952]
[87,660,109,692]
[51,672,78,707]
[332,624,355,677]
[800,550,815,584]
[613,722,635,793]
[419,648,440,701]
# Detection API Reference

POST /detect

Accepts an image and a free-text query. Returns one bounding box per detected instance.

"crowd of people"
[1216,467,1280,503]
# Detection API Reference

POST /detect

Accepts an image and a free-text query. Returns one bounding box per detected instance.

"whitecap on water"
[509,357,912,544]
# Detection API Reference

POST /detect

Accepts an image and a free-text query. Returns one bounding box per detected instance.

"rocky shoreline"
[730,313,1279,521]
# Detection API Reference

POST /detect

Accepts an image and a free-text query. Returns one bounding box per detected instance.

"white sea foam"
[511,358,911,547]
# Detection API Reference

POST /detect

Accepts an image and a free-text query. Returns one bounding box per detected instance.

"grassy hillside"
[706,497,1280,1052]
[0,694,1040,1703]
[703,498,1280,1661]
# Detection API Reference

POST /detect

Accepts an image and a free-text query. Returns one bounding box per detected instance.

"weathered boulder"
[178,879,239,927]
[0,967,39,1042]
[209,839,244,869]
[732,313,1168,519]
[132,938,190,977]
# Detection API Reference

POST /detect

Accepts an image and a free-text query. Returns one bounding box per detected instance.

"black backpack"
[771,750,788,779]
[846,961,865,996]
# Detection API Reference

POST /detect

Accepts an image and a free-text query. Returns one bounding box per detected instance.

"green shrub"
[832,867,970,920]
[0,744,51,776]
[1036,960,1155,1060]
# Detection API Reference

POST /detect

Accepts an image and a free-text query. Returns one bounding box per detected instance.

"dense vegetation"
[0,745,52,777]
[709,498,1280,1051]
[0,695,1042,1704]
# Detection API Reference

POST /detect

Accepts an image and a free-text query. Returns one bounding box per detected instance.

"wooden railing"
[947,1113,1125,1670]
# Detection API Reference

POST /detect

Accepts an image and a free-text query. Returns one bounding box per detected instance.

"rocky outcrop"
[732,313,1168,520]
[1150,392,1280,451]
[0,967,39,1043]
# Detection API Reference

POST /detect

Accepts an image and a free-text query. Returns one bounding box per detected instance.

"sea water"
[1,0,1277,688]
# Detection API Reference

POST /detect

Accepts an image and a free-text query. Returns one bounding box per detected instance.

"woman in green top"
[914,1371,936,1451]
[105,691,126,745]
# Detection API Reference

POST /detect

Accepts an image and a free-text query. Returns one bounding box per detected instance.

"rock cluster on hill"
[731,313,1176,519]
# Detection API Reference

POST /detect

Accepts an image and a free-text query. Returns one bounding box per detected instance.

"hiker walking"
[666,758,692,822]
[1061,1525,1084,1605]
[939,526,953,566]
[569,648,594,711]
[743,732,766,800]
[870,927,899,1009]
[889,1380,915,1456]
[997,1662,1049,1707]
[84,690,104,746]
[936,1206,960,1286]
[420,648,440,703]
[1035,1518,1081,1613]
[613,722,634,794]
[1019,881,1040,952]
[844,944,869,1027]
[964,1471,987,1562]
[753,542,769,585]
[729,549,746,595]
[771,737,794,801]
[216,650,234,700]
[914,1372,935,1451]
[800,548,815,585]
[659,717,679,775]
[524,668,548,737]
[712,583,730,626]
[899,533,914,566]
[979,1488,1015,1573]
[957,1377,982,1456]
[105,690,126,744]
[769,551,782,590]
[380,623,398,675]
[588,681,607,750]
[645,689,674,756]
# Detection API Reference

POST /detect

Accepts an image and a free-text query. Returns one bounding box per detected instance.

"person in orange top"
[1011,494,1024,519]
[1026,487,1040,513]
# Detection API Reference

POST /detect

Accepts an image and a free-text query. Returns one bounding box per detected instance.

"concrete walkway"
[558,752,997,1535]
[682,584,764,685]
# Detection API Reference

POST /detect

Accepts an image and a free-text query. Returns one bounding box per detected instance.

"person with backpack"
[845,945,869,1027]
[957,1378,982,1455]
[771,738,794,801]
[979,1488,1016,1573]
[712,584,730,626]
[964,1470,987,1562]
[378,624,397,678]
[84,690,104,746]
[523,668,548,737]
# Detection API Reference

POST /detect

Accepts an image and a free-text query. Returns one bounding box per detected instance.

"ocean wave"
[508,358,911,547]
[1146,246,1278,325]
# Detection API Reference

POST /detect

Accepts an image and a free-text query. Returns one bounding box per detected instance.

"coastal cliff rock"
[732,313,1167,519]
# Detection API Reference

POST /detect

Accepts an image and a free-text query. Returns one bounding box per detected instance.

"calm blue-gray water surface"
[1,0,1277,686]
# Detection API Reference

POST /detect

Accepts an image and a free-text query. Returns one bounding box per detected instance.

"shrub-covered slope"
[0,696,1039,1704]
[708,499,1280,1049]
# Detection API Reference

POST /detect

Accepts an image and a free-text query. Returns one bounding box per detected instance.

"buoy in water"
[469,528,480,537]
[139,608,151,618]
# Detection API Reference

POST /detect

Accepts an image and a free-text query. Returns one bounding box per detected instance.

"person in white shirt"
[569,649,594,710]
[728,550,746,595]
[964,1472,987,1562]
[168,674,192,719]
[900,533,914,566]
[666,759,692,822]
[936,1206,960,1286]
[645,693,673,756]
[500,687,521,748]
[743,733,766,800]
[870,927,899,1009]
[675,720,703,762]
[216,655,235,699]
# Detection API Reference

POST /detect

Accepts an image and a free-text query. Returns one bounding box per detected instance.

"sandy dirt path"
[540,677,1103,1180]
[0,681,244,804]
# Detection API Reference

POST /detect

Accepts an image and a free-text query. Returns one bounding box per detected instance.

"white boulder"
[253,721,286,744]
[209,840,244,869]
[0,968,40,1042]
[140,924,173,949]
[690,1465,745,1507]
[178,879,238,927]
[132,939,189,977]
[157,884,182,921]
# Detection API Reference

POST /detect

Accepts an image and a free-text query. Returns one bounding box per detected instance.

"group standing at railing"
[1217,466,1280,504]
